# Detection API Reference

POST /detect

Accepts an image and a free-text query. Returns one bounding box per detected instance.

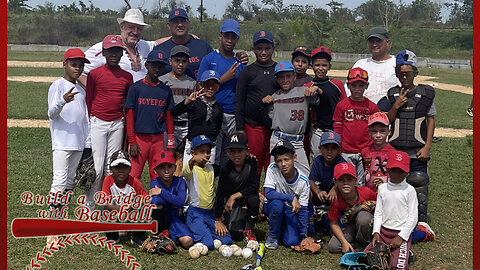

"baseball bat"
[254,243,265,269]
[11,218,157,237]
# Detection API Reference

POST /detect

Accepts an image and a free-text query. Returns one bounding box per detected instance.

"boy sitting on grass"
[183,135,232,250]
[365,150,418,269]
[327,162,377,254]
[102,150,147,246]
[149,150,194,249]
[214,132,259,244]
[263,140,310,249]
[308,131,346,235]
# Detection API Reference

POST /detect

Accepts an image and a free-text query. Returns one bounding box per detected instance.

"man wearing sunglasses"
[348,26,400,104]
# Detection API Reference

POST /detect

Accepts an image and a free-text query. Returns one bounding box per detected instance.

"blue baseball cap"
[191,135,214,150]
[320,131,341,147]
[396,50,417,68]
[220,19,240,36]
[147,47,169,64]
[253,30,274,44]
[169,8,189,22]
[274,61,295,75]
[200,70,221,83]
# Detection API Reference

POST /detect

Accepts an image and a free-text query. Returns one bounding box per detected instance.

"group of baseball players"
[46,7,437,269]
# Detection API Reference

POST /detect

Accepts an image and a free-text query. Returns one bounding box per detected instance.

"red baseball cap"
[368,112,390,126]
[63,48,90,63]
[386,150,410,173]
[334,162,357,180]
[347,67,368,84]
[311,46,332,60]
[153,151,176,168]
[102,35,125,49]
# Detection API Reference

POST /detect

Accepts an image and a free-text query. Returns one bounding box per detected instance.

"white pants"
[85,116,124,212]
[341,152,365,186]
[214,113,236,166]
[50,150,83,205]
[310,127,328,159]
[270,132,310,176]
[174,125,189,149]
[183,139,216,167]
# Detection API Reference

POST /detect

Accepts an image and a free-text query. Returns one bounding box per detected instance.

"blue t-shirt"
[154,37,213,79]
[309,155,346,192]
[150,176,187,209]
[124,79,174,134]
[197,49,246,113]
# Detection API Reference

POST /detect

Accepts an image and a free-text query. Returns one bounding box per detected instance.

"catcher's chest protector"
[387,85,435,149]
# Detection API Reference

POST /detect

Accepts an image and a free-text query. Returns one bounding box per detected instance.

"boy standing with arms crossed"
[365,150,418,269]
[263,140,310,249]
[378,50,436,223]
[86,35,133,212]
[333,67,379,186]
[235,30,278,183]
[125,47,175,181]
[183,135,233,250]
[197,19,246,166]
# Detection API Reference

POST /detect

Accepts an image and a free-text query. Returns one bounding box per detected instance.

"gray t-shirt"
[269,86,319,135]
[159,73,196,122]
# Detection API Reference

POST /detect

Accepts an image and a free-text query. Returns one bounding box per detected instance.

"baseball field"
[7,50,473,269]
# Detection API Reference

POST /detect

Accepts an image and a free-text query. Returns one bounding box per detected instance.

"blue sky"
[25,0,453,21]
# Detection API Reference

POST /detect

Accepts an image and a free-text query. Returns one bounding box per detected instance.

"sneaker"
[243,230,257,243]
[265,236,278,250]
[408,249,415,265]
[417,221,435,241]
[467,108,473,117]
[131,235,147,247]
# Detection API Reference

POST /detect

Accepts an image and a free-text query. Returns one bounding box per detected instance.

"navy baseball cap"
[200,70,221,83]
[226,132,248,149]
[396,50,417,68]
[191,135,214,150]
[169,8,189,22]
[274,61,295,75]
[147,47,168,64]
[253,30,274,44]
[320,131,341,147]
[270,140,295,156]
[220,19,240,36]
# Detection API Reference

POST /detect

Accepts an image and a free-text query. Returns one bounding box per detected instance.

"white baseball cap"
[117,8,150,29]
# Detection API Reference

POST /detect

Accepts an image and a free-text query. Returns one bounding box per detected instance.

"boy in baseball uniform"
[263,61,319,175]
[263,140,310,249]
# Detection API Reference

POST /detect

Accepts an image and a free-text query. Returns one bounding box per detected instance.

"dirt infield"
[7,119,472,138]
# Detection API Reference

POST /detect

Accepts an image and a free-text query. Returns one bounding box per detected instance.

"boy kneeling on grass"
[149,150,194,249]
[263,140,310,249]
[184,135,232,250]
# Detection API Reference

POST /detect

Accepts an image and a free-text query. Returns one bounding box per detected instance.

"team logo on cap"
[341,163,349,170]
[321,47,325,52]
[175,10,179,15]
[117,151,126,159]
[297,46,306,50]
[209,70,216,76]
[158,52,163,58]
[260,31,265,37]
[161,152,166,158]
[276,141,284,147]
[328,132,335,139]
[110,36,119,43]
[200,135,207,140]
[280,64,284,69]
[395,153,403,161]
[230,135,239,143]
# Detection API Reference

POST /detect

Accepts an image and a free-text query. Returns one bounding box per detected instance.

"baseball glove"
[141,235,177,255]
[291,237,321,255]
[365,241,390,270]
[74,150,96,191]
[340,200,376,224]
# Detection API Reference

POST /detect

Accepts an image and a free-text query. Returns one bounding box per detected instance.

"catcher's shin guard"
[406,171,429,222]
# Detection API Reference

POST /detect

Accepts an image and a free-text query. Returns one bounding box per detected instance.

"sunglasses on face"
[202,80,219,90]
[347,69,368,81]
[397,71,415,78]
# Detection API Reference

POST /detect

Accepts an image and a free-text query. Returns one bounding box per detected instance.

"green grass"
[7,81,50,120]
[7,128,472,269]
[8,67,64,77]
[8,51,65,62]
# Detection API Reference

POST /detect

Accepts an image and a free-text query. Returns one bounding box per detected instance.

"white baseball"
[221,246,233,257]
[242,247,253,259]
[232,246,242,256]
[246,240,259,251]
[188,246,201,259]
[214,239,222,249]
[219,244,228,253]
[200,244,208,255]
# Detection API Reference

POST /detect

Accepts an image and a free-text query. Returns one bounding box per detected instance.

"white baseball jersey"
[270,86,319,135]
[263,162,310,207]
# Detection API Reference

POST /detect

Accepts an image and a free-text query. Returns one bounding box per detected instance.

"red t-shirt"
[361,143,396,192]
[86,64,133,121]
[333,97,379,153]
[328,186,377,221]
[101,174,147,205]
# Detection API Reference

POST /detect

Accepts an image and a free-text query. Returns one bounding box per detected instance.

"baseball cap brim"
[320,139,341,147]
[111,159,131,167]
[347,77,368,84]
[367,34,387,40]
